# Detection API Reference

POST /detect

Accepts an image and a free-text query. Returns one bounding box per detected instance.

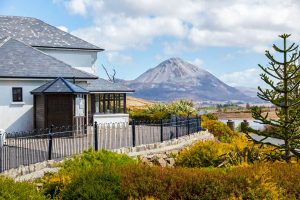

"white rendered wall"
[39,49,98,75]
[0,80,48,132]
[93,114,129,124]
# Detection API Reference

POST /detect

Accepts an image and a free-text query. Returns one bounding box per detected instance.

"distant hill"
[124,58,252,102]
[236,86,258,98]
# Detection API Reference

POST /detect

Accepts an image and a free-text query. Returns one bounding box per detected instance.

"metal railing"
[0,116,201,172]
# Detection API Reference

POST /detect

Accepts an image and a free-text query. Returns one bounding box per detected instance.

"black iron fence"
[0,116,201,172]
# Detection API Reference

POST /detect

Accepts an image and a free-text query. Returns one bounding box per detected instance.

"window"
[92,93,126,114]
[12,87,23,102]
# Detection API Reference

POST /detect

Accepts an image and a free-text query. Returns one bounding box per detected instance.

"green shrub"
[41,149,300,200]
[0,176,45,200]
[41,149,135,199]
[203,113,218,120]
[61,149,135,173]
[62,167,120,200]
[129,100,197,120]
[201,116,236,142]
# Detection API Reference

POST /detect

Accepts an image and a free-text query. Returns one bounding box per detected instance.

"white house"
[0,16,134,132]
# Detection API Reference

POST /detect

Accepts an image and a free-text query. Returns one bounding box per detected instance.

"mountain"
[125,58,252,102]
[236,86,258,98]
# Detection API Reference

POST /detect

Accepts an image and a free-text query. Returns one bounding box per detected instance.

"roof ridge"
[0,15,103,50]
[62,78,75,93]
[0,36,11,48]
[5,37,97,79]
[63,78,90,93]
[43,77,60,92]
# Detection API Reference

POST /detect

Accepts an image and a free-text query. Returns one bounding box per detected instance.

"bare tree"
[102,64,116,83]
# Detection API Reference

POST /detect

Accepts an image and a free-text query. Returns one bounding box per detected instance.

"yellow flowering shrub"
[176,140,235,167]
[201,115,236,142]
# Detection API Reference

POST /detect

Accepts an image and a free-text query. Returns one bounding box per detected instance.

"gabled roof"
[0,15,103,51]
[31,77,89,94]
[78,78,135,93]
[0,37,97,79]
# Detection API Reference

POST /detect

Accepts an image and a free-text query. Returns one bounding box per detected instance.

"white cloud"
[58,0,300,53]
[220,68,262,88]
[56,25,69,32]
[71,16,186,51]
[105,52,133,64]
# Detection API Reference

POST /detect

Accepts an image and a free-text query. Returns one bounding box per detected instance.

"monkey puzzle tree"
[251,34,300,161]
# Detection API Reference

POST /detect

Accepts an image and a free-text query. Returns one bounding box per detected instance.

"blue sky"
[1,0,299,88]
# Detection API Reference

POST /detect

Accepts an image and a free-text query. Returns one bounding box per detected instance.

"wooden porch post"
[86,94,89,125]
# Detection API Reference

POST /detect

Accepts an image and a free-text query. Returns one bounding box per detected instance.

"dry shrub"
[119,163,289,200]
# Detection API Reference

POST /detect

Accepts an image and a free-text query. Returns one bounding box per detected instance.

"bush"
[41,150,300,200]
[119,164,286,200]
[41,149,135,199]
[61,166,120,200]
[201,116,236,142]
[61,149,135,173]
[176,140,234,167]
[129,100,197,121]
[0,176,45,200]
[176,135,263,168]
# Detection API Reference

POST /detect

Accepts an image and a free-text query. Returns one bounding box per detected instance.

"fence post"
[94,121,98,151]
[132,120,136,147]
[160,119,163,142]
[196,115,201,132]
[175,117,178,139]
[48,125,54,160]
[187,116,190,135]
[0,145,2,172]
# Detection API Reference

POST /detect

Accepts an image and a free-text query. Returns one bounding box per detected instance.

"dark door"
[46,94,73,127]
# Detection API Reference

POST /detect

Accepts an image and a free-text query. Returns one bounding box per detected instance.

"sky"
[1,0,300,88]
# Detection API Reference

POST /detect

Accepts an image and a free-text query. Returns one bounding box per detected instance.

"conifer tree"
[251,34,300,161]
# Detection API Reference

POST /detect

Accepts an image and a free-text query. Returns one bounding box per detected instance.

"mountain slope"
[126,58,251,102]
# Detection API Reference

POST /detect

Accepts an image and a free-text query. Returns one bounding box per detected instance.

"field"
[126,96,154,109]
[213,108,278,120]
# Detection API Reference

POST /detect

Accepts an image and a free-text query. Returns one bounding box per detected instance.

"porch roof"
[31,77,89,94]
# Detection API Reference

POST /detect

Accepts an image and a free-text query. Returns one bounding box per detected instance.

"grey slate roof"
[78,78,135,93]
[31,77,89,94]
[0,37,97,79]
[0,15,102,50]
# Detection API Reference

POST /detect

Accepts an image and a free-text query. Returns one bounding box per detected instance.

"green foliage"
[41,149,135,199]
[61,149,135,173]
[129,100,197,120]
[201,115,236,142]
[203,113,218,120]
[0,176,45,200]
[251,34,300,161]
[40,149,300,200]
[61,167,121,200]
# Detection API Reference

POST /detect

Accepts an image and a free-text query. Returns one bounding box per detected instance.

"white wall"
[0,80,48,132]
[39,49,98,75]
[94,113,129,124]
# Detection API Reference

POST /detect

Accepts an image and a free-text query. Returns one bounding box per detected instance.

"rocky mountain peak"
[134,58,208,83]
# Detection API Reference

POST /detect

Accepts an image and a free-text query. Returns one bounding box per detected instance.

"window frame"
[12,87,23,102]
